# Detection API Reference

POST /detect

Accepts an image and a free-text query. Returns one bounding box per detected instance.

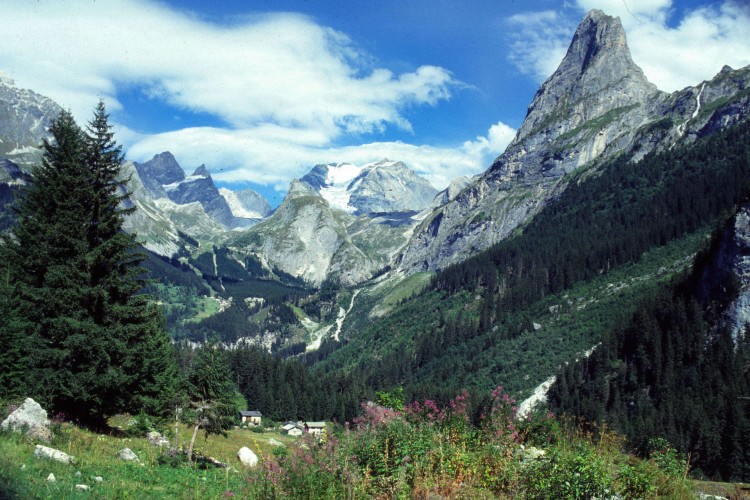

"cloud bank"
[1,0,510,190]
[2,0,746,195]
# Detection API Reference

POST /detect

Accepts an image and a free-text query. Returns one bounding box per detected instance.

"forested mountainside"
[298,118,750,479]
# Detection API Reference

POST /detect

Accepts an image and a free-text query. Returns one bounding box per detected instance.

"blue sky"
[0,0,748,206]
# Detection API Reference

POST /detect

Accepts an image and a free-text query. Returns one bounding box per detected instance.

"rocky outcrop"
[117,448,139,462]
[347,160,438,214]
[726,207,750,339]
[697,204,750,340]
[35,445,74,464]
[220,188,271,220]
[134,152,269,230]
[133,152,185,199]
[164,164,236,227]
[0,77,61,169]
[2,398,50,442]
[230,180,408,285]
[121,160,226,256]
[398,10,750,274]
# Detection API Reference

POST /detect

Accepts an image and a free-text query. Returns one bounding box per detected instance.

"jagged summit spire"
[566,10,632,77]
[516,9,659,142]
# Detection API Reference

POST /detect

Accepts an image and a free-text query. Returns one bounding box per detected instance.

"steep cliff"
[398,10,750,273]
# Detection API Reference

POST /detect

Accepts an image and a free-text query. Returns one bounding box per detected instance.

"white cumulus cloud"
[126,120,516,192]
[0,0,457,139]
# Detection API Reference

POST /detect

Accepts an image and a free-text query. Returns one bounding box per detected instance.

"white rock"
[75,484,90,491]
[237,446,258,467]
[117,448,139,462]
[46,473,55,482]
[2,398,50,433]
[94,476,103,482]
[34,445,74,464]
[146,431,170,447]
[268,438,284,447]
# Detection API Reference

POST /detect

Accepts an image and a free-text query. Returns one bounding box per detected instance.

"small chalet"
[282,422,304,437]
[240,410,262,426]
[305,421,326,436]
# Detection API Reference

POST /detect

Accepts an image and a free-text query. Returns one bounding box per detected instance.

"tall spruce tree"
[0,104,176,426]
[185,341,236,462]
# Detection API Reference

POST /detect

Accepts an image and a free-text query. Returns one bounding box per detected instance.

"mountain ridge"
[396,10,750,274]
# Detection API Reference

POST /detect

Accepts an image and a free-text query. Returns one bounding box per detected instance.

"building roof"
[305,421,326,428]
[240,410,262,417]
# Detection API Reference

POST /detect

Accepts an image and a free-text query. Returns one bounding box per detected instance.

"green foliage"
[187,342,237,440]
[524,444,613,499]
[0,104,177,425]
[376,387,405,411]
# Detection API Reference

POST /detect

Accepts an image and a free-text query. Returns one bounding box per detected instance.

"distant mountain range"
[1,8,749,288]
[0,76,443,284]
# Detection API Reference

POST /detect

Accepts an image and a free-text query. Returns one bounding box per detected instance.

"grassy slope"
[0,419,294,499]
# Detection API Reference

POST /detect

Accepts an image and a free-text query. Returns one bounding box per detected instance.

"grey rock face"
[347,160,438,214]
[230,180,408,285]
[133,152,186,199]
[220,188,272,220]
[35,445,74,464]
[700,204,750,340]
[121,161,226,256]
[134,152,268,229]
[165,165,235,227]
[1,398,50,433]
[0,78,61,169]
[398,9,750,274]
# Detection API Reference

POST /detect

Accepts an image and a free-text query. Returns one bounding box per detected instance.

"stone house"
[240,410,262,426]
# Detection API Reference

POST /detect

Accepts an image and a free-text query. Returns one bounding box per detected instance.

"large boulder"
[2,398,50,433]
[34,445,74,464]
[237,446,258,467]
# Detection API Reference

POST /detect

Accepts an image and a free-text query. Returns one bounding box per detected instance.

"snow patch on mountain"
[317,162,361,213]
[219,188,266,219]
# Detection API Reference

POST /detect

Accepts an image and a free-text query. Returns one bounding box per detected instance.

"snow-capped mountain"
[219,188,272,221]
[300,159,438,215]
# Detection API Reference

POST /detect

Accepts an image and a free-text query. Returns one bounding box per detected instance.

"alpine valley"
[2,9,750,483]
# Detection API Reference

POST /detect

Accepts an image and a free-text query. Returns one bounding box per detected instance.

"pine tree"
[0,104,176,426]
[185,341,237,462]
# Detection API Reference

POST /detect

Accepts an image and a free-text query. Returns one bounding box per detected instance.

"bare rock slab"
[34,445,74,464]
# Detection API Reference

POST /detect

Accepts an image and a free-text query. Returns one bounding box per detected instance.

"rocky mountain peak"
[134,152,185,198]
[515,9,659,145]
[192,164,209,177]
